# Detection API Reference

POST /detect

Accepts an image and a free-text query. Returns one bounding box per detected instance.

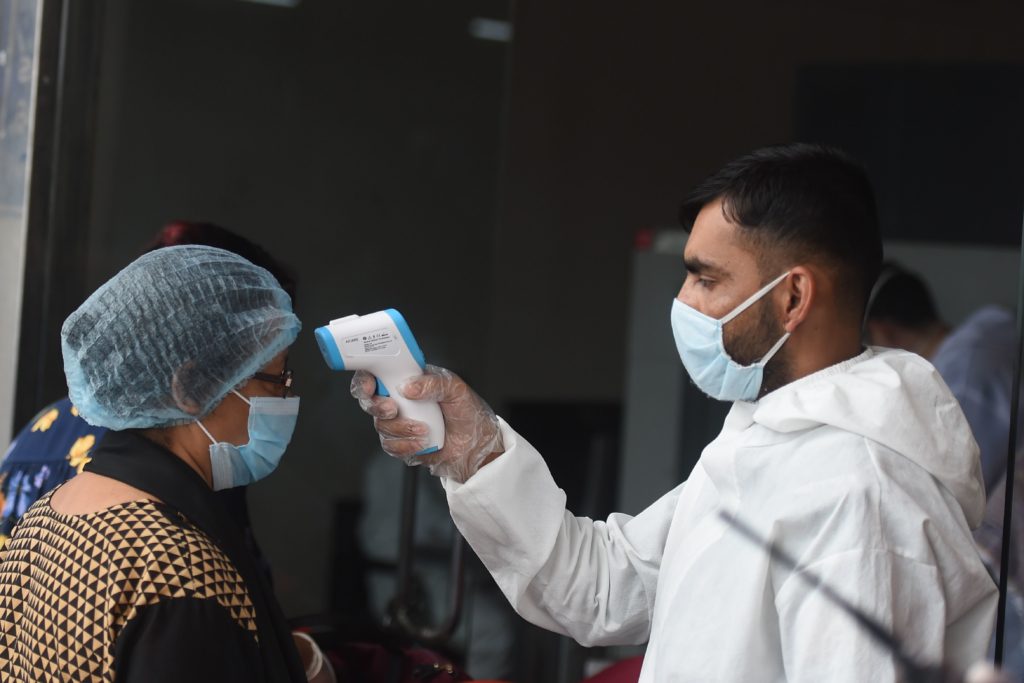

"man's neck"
[760,334,863,397]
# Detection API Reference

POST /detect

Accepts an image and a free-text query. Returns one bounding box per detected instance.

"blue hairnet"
[62,245,301,430]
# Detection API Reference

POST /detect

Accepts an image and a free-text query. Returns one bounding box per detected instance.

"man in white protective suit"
[352,143,998,682]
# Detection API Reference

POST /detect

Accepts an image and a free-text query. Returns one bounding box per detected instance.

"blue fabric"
[0,397,107,544]
[930,306,1019,492]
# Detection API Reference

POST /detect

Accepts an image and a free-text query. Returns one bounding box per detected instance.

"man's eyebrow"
[683,256,727,277]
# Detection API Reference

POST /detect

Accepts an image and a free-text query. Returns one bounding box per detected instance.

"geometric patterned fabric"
[0,490,258,682]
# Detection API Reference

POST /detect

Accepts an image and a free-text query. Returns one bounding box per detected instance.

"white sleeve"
[442,418,678,647]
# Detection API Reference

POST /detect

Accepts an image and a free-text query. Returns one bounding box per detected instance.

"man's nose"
[676,281,696,307]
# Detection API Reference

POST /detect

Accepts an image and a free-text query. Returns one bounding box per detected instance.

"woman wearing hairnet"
[0,245,333,682]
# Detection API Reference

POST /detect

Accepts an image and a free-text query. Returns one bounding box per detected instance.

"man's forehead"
[684,202,751,270]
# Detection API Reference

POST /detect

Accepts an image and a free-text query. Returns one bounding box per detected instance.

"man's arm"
[444,418,678,647]
[352,366,677,646]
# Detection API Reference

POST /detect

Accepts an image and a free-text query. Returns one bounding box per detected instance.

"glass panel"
[0,0,41,445]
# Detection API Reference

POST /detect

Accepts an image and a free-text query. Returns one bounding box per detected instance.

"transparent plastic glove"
[350,365,504,483]
[292,631,337,683]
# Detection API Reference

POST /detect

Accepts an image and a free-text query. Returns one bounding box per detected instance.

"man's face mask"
[196,390,300,490]
[670,271,790,402]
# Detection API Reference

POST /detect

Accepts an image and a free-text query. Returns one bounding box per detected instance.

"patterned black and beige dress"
[0,430,305,682]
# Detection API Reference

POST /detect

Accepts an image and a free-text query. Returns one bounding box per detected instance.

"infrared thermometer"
[314,309,444,455]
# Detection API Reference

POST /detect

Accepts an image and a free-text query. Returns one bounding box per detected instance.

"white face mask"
[670,271,791,402]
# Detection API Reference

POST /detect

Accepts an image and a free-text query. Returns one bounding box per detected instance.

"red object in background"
[634,228,655,251]
[326,642,471,682]
[582,656,644,683]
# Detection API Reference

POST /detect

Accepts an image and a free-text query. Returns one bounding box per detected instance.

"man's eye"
[698,278,714,289]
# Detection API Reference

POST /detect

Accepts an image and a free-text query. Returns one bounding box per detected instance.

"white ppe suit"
[443,348,997,682]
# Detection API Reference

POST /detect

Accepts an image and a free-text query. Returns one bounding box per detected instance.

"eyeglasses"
[254,368,295,398]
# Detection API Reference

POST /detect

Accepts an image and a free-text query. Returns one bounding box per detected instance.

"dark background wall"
[798,63,1024,246]
[38,0,1024,615]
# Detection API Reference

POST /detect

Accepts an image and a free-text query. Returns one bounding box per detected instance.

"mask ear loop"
[720,271,791,325]
[757,331,791,366]
[195,419,217,444]
[196,391,250,444]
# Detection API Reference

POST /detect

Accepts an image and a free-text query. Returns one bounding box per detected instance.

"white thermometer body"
[315,309,444,455]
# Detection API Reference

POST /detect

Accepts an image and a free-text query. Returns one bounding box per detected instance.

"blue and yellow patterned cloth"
[0,397,107,548]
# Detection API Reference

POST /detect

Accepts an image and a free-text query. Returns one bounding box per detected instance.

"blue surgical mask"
[197,390,301,491]
[670,271,790,402]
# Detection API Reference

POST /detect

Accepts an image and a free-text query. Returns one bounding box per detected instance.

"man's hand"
[351,365,504,483]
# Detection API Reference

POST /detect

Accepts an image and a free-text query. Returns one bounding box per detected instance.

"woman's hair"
[148,221,298,303]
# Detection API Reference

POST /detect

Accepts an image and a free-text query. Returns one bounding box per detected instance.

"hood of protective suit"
[751,347,986,528]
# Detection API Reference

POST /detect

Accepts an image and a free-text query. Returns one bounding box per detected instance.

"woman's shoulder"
[8,493,258,641]
[95,499,259,639]
[1,495,260,676]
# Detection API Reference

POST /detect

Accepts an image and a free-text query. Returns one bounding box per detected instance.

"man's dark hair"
[145,220,298,303]
[679,143,882,316]
[864,262,941,330]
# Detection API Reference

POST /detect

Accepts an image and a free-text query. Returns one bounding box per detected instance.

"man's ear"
[779,265,815,333]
